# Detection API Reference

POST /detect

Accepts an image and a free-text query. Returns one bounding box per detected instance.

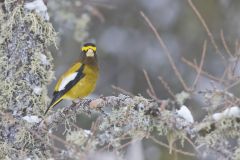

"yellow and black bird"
[44,43,99,115]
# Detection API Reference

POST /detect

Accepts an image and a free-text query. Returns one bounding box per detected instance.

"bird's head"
[81,43,97,65]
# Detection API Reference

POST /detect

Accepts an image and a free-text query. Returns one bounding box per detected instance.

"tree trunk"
[0,0,56,158]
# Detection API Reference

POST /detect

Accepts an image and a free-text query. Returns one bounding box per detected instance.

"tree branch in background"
[140,11,190,92]
[143,69,157,97]
[187,0,226,63]
[220,30,233,58]
[182,57,224,83]
[158,76,176,99]
[191,40,207,90]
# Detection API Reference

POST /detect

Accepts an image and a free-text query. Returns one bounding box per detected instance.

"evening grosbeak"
[44,43,99,115]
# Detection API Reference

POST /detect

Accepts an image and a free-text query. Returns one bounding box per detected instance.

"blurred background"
[46,0,240,159]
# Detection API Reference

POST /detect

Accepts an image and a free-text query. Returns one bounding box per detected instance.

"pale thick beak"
[86,49,95,57]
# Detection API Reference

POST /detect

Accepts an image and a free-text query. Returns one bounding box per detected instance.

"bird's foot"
[72,98,82,105]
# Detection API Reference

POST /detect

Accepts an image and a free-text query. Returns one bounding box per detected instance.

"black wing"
[44,64,85,115]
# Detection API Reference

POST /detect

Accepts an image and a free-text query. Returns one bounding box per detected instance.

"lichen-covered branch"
[38,94,195,159]
[38,92,240,160]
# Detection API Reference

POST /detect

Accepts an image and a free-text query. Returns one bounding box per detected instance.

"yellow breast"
[63,64,99,99]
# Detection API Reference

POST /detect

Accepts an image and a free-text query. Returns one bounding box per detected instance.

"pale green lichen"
[175,91,190,105]
[0,0,56,158]
[74,13,91,42]
[66,130,91,148]
[61,95,190,159]
[233,147,240,160]
[0,1,56,111]
[197,89,240,157]
[196,103,240,159]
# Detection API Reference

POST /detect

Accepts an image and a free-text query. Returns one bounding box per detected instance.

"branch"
[191,40,207,90]
[182,57,224,83]
[187,0,226,62]
[39,94,239,160]
[140,11,190,92]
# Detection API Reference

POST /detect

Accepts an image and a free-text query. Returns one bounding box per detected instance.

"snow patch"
[39,53,49,65]
[176,105,194,123]
[83,130,92,136]
[212,106,240,121]
[22,115,42,124]
[33,86,42,95]
[24,0,49,21]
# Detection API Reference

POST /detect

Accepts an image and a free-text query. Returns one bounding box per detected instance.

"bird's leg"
[99,108,107,116]
[72,98,92,115]
[72,98,82,104]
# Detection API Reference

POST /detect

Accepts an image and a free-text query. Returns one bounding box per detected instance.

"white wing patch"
[58,72,78,91]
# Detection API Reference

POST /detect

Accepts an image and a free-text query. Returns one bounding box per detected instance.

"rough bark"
[0,0,55,158]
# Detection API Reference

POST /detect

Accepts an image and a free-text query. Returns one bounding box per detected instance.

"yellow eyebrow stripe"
[82,46,96,52]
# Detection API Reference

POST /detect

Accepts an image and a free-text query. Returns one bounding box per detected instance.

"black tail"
[44,97,62,116]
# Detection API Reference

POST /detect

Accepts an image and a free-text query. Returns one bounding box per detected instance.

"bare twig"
[146,89,162,103]
[112,85,134,97]
[220,66,229,84]
[28,129,63,154]
[224,79,240,91]
[100,136,133,152]
[140,11,190,91]
[150,136,196,157]
[47,132,76,150]
[235,39,240,55]
[231,55,240,79]
[83,0,116,9]
[183,135,198,153]
[85,5,105,23]
[143,69,157,97]
[187,0,226,62]
[220,30,233,58]
[192,40,207,90]
[182,57,224,83]
[158,76,176,99]
[115,138,143,151]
